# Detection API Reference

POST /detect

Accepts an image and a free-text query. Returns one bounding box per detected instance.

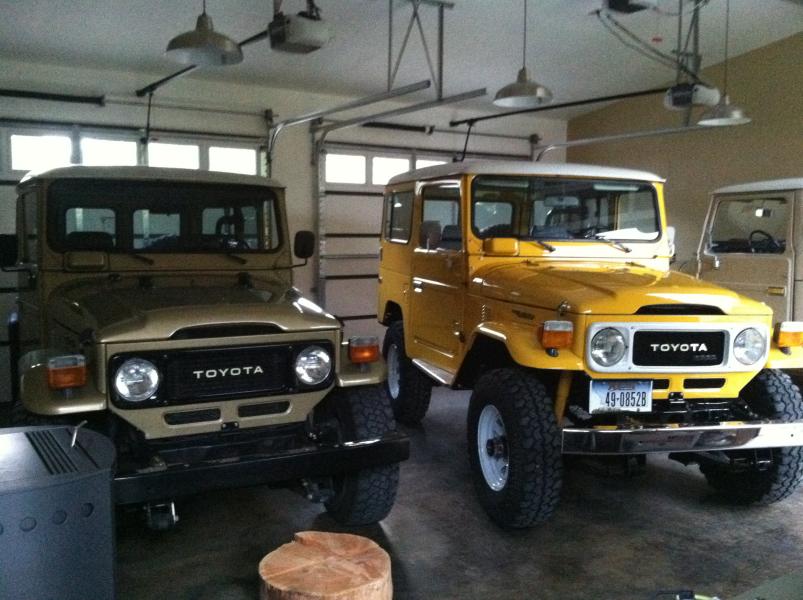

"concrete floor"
[117,388,803,600]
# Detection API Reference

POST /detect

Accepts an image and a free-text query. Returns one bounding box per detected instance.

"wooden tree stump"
[259,531,392,600]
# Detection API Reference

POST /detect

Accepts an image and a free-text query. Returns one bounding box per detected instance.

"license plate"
[589,380,653,414]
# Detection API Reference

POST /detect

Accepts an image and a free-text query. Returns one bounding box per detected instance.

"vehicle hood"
[49,276,339,343]
[473,261,771,316]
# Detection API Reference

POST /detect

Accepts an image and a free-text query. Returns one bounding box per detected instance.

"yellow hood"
[474,261,771,316]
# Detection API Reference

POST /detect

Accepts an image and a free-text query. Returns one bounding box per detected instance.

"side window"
[64,207,116,250]
[22,191,39,264]
[420,184,461,250]
[384,191,414,244]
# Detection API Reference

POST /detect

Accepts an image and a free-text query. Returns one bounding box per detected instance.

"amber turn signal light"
[540,320,573,349]
[776,321,803,348]
[349,336,380,364]
[47,354,87,390]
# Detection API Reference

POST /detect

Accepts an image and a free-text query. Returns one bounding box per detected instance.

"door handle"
[767,286,786,296]
[413,280,423,293]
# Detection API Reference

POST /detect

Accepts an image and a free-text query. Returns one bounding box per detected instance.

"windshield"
[47,179,281,253]
[709,196,788,254]
[471,176,659,242]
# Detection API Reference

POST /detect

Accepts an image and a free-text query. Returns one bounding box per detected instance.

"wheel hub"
[477,404,509,491]
[386,343,400,399]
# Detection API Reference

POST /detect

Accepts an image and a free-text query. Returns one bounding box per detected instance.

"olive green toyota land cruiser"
[1,166,407,528]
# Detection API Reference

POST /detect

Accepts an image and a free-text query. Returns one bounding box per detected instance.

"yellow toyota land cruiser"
[0,166,407,529]
[377,160,803,528]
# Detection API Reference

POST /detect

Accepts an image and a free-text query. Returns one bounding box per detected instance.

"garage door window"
[81,138,138,166]
[372,157,410,185]
[325,154,366,184]
[147,142,200,170]
[209,146,257,175]
[10,134,72,172]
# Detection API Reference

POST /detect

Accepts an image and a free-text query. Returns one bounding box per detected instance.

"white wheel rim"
[387,343,401,399]
[477,404,509,491]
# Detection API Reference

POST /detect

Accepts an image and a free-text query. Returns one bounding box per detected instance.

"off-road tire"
[700,369,803,504]
[467,368,562,528]
[324,386,401,526]
[382,321,433,426]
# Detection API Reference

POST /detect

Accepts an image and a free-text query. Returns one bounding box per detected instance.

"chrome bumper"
[562,420,803,455]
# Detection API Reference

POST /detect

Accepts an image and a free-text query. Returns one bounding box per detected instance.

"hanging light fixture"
[698,0,750,126]
[493,0,552,108]
[165,0,243,67]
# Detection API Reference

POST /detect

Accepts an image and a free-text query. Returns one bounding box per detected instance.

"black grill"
[109,341,334,408]
[632,331,725,367]
[166,346,291,401]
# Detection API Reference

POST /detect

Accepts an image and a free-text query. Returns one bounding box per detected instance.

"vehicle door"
[697,191,795,321]
[409,181,466,373]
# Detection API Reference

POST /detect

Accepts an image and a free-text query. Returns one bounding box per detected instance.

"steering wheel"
[748,229,781,253]
[581,226,599,239]
[220,236,250,251]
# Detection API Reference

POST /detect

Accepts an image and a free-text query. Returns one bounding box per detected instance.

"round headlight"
[590,328,627,367]
[114,358,160,402]
[733,328,766,365]
[295,346,332,385]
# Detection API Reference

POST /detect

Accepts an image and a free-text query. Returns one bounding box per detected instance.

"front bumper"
[114,431,409,504]
[562,420,803,455]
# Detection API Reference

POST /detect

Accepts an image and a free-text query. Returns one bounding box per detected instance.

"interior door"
[409,182,465,373]
[698,191,794,321]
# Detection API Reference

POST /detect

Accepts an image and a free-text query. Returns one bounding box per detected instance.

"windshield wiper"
[593,235,631,253]
[130,253,155,265]
[531,239,556,252]
[222,252,248,265]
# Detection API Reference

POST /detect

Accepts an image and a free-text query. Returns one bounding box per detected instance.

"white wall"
[0,57,567,296]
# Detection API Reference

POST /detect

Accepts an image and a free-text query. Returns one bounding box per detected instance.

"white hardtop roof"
[387,160,664,185]
[18,165,283,189]
[713,178,803,195]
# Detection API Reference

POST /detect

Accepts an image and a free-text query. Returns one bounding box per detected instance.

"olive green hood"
[473,261,771,316]
[48,275,339,343]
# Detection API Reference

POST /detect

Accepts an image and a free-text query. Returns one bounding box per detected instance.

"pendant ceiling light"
[165,0,243,67]
[493,0,552,108]
[698,0,749,126]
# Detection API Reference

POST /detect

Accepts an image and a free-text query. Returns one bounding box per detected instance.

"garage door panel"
[323,258,378,277]
[0,186,16,234]
[323,279,377,317]
[342,319,385,340]
[323,196,382,234]
[323,237,380,256]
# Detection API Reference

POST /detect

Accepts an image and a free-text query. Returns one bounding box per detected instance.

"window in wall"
[383,191,414,244]
[416,159,447,169]
[372,156,410,185]
[80,137,138,166]
[325,153,366,184]
[209,146,257,175]
[147,142,200,169]
[10,134,72,172]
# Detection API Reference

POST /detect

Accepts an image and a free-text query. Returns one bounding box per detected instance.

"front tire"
[700,369,803,504]
[382,321,433,426]
[467,369,562,528]
[324,386,401,525]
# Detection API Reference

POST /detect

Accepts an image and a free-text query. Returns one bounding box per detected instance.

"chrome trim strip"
[562,420,803,455]
[412,358,455,385]
[585,321,770,374]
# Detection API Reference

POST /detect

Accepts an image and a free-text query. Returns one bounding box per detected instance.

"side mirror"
[0,234,18,268]
[294,230,315,260]
[482,237,519,256]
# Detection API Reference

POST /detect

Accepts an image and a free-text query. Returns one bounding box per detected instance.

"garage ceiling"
[0,0,801,118]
